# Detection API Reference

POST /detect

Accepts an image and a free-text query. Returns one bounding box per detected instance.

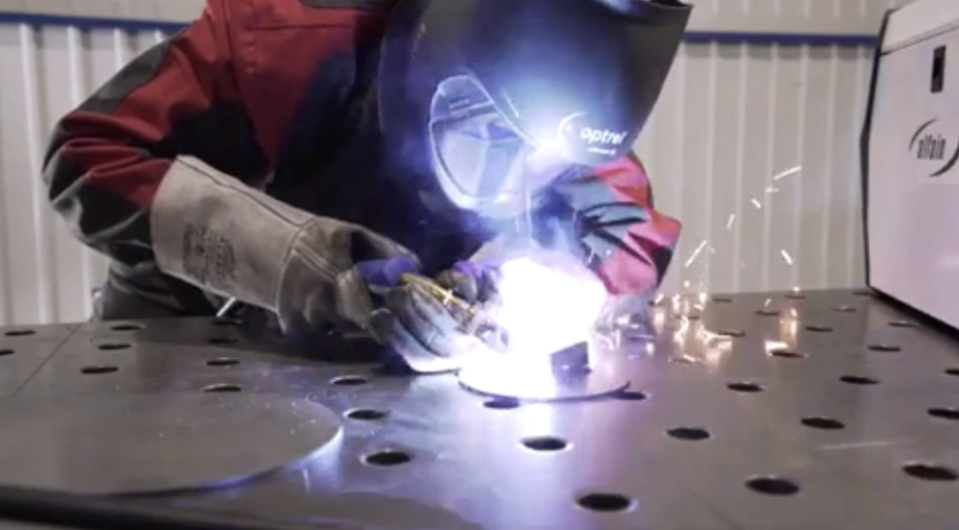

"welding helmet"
[378,0,692,219]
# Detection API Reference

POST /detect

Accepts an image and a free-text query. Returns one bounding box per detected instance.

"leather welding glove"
[367,265,500,374]
[149,156,419,336]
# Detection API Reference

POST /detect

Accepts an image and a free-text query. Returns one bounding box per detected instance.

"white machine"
[865,0,959,328]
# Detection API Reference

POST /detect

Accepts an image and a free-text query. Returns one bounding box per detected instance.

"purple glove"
[434,261,502,304]
[356,258,421,289]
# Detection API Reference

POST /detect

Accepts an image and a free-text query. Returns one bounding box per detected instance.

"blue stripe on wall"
[685,31,878,47]
[0,11,879,47]
[0,12,188,33]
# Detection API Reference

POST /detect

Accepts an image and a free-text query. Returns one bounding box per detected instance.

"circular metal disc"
[0,393,342,496]
[458,355,629,402]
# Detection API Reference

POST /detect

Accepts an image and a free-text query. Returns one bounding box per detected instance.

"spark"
[765,186,780,194]
[820,439,915,451]
[751,198,762,210]
[790,308,798,318]
[726,214,736,230]
[698,292,707,305]
[764,298,772,307]
[772,165,802,181]
[693,304,706,312]
[780,250,794,265]
[654,293,665,305]
[792,286,802,293]
[708,246,717,255]
[684,240,709,269]
[764,340,790,353]
[645,342,656,356]
[683,280,691,289]
[653,310,666,333]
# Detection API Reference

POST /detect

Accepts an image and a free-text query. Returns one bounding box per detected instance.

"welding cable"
[0,484,356,530]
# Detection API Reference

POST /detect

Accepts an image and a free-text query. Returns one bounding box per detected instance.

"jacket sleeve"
[551,154,681,295]
[42,0,269,268]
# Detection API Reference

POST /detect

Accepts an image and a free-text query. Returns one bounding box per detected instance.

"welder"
[42,0,691,372]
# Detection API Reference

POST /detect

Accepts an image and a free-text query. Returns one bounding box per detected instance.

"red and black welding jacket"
[42,0,682,317]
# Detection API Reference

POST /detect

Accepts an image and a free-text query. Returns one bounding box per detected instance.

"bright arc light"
[494,251,608,358]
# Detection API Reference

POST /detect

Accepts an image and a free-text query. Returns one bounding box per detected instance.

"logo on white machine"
[909,119,959,178]
[557,113,629,158]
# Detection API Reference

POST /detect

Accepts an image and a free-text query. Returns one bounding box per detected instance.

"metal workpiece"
[0,290,957,529]
[0,393,343,495]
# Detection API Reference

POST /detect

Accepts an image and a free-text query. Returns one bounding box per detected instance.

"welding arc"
[0,484,353,530]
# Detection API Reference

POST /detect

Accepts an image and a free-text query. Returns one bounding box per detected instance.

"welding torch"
[216,271,505,344]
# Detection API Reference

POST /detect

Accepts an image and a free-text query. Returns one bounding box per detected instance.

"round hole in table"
[576,492,635,513]
[0,349,14,357]
[81,366,119,375]
[4,330,35,337]
[719,330,746,338]
[345,409,390,421]
[903,463,958,482]
[840,375,879,386]
[203,383,242,393]
[521,436,570,452]
[928,408,959,421]
[889,320,917,328]
[207,358,240,367]
[868,344,901,353]
[728,382,765,393]
[98,343,131,351]
[331,376,368,387]
[208,337,239,345]
[363,450,412,467]
[666,427,711,441]
[805,325,834,333]
[746,476,800,496]
[111,324,144,332]
[801,417,845,430]
[770,349,807,359]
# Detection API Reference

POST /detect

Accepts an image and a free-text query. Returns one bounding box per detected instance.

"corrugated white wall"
[644,42,873,297]
[0,26,168,325]
[0,0,919,324]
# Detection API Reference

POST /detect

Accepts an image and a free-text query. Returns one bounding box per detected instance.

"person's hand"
[367,262,502,374]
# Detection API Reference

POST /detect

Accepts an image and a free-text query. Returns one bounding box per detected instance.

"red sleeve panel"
[591,155,681,294]
[43,0,269,265]
[555,154,681,295]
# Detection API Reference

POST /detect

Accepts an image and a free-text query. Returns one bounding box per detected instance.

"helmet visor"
[429,76,571,217]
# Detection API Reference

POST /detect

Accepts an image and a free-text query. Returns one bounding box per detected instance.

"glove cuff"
[150,156,311,312]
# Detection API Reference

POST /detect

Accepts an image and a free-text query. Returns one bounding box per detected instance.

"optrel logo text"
[558,112,628,157]
[909,118,959,178]
[580,128,628,146]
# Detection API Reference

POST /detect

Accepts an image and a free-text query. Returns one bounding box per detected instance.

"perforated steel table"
[0,289,957,529]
